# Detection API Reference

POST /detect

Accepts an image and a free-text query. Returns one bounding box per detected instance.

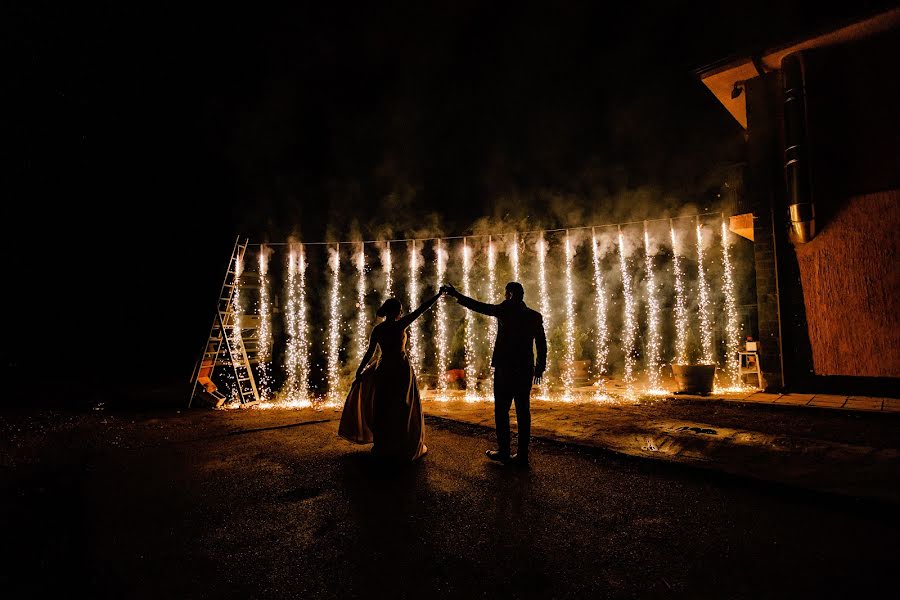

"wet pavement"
[2,408,897,598]
[422,395,900,502]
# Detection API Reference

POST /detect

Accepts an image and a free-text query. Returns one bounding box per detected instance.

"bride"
[338,287,445,461]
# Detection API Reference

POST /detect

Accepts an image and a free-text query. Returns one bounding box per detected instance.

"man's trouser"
[493,367,533,457]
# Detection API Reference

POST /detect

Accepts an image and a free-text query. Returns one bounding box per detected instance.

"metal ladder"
[189,237,260,408]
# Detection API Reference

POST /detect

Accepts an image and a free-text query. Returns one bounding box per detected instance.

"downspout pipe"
[782,52,816,243]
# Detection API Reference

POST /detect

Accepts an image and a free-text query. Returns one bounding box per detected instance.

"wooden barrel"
[671,364,716,394]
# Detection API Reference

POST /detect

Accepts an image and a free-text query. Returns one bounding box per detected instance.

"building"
[696,8,899,391]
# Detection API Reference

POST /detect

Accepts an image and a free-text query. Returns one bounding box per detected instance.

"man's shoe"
[510,453,529,468]
[486,450,511,463]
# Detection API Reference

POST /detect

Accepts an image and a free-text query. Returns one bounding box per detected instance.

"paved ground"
[2,407,898,598]
[421,394,900,502]
[696,391,898,412]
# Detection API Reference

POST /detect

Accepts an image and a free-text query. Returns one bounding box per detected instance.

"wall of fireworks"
[223,213,752,404]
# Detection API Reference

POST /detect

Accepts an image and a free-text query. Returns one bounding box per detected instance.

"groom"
[442,282,546,466]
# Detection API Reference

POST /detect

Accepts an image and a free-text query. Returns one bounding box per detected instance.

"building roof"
[695,8,900,128]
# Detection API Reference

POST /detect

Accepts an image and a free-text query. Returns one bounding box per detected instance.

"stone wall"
[794,191,900,377]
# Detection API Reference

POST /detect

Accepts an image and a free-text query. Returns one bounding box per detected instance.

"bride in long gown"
[338,288,444,461]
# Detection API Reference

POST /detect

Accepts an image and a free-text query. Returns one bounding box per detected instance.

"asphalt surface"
[2,409,897,599]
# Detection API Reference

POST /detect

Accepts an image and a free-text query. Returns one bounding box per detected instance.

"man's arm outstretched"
[443,284,501,317]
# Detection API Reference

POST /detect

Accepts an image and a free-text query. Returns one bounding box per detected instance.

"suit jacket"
[455,294,547,374]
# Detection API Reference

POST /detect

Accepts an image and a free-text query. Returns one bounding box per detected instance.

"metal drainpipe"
[782,52,816,243]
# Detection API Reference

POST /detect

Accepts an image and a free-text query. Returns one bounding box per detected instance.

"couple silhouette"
[338,281,547,467]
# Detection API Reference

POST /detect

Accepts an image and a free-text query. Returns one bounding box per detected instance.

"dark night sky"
[3,1,892,393]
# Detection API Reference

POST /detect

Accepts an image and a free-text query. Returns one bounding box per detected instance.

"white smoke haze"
[564,227,590,254]
[327,244,340,272]
[642,219,670,256]
[592,227,619,258]
[668,218,694,258]
[697,220,717,252]
[257,243,274,276]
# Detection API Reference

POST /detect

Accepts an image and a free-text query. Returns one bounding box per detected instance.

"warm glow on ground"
[224,379,760,410]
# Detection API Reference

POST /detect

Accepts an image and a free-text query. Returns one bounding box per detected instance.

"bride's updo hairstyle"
[376,298,402,320]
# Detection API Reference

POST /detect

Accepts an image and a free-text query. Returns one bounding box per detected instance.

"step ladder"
[738,341,763,389]
[189,237,260,408]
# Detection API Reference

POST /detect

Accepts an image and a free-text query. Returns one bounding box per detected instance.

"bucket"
[671,364,716,394]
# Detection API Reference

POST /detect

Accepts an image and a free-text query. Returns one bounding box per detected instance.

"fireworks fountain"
[509,233,520,282]
[407,240,423,375]
[381,241,393,299]
[326,244,342,404]
[670,221,689,365]
[282,246,312,405]
[536,233,552,396]
[643,223,663,392]
[618,229,637,393]
[256,247,273,400]
[355,243,368,366]
[462,239,478,400]
[695,219,714,364]
[720,220,742,388]
[283,247,300,400]
[434,238,449,396]
[231,255,244,362]
[486,236,498,364]
[590,229,610,395]
[228,254,245,403]
[562,233,577,399]
[295,248,311,401]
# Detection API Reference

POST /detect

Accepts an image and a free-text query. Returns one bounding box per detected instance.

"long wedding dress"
[339,295,440,461]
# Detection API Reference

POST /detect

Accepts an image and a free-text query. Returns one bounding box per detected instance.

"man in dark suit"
[442,282,547,466]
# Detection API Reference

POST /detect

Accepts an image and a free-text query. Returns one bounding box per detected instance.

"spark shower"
[223,213,748,407]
